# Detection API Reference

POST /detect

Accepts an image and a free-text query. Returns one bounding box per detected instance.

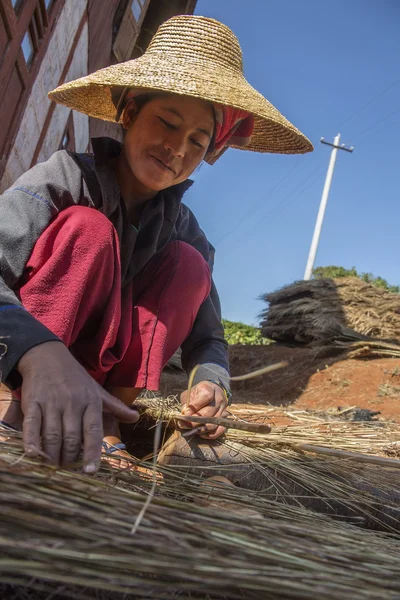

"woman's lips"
[149,154,175,174]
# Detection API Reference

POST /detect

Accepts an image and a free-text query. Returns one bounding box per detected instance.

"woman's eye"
[191,138,204,149]
[159,117,176,129]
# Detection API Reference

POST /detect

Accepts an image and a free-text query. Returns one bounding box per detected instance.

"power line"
[216,78,400,261]
[219,165,325,261]
[215,79,400,250]
[261,170,324,226]
[215,158,302,247]
[357,116,400,146]
[351,107,400,143]
[337,77,400,129]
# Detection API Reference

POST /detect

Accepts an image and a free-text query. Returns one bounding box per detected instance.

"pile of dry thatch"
[1,405,400,600]
[260,277,400,350]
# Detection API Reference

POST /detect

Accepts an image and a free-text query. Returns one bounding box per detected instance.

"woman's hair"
[130,93,161,113]
[122,92,164,120]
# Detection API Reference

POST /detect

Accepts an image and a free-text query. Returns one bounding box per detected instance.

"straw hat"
[49,15,313,163]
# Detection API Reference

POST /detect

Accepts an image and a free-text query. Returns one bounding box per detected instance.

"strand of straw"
[184,360,287,410]
[229,361,288,381]
[293,443,400,469]
[131,420,162,535]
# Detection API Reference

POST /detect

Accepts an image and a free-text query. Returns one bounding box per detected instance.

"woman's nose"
[164,132,186,157]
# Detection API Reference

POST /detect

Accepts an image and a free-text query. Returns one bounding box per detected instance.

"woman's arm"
[0,157,64,386]
[176,205,229,381]
[175,205,231,438]
[0,153,137,468]
[0,150,101,385]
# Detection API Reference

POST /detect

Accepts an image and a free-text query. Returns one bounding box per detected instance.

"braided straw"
[48,16,313,162]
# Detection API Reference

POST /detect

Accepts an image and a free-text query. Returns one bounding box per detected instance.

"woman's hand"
[179,380,229,439]
[17,341,139,473]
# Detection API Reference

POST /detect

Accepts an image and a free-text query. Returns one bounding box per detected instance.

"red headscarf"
[211,104,254,160]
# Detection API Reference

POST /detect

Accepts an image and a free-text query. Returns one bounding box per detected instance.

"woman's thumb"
[103,393,139,423]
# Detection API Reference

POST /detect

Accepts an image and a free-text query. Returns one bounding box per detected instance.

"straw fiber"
[1,411,400,600]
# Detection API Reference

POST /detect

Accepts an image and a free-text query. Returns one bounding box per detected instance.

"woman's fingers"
[17,343,140,473]
[81,393,139,473]
[61,406,84,467]
[200,425,226,440]
[40,402,63,464]
[180,381,228,439]
[179,384,215,429]
[200,414,228,439]
[22,399,42,458]
[199,402,228,439]
[182,382,215,416]
[102,392,140,424]
[82,401,104,474]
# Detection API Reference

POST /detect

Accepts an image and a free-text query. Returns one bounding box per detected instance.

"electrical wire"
[219,165,325,261]
[352,107,400,144]
[357,118,400,147]
[216,78,400,255]
[337,77,400,129]
[215,158,302,247]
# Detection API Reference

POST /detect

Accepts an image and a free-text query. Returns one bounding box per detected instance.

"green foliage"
[313,265,400,294]
[313,266,358,279]
[222,319,271,345]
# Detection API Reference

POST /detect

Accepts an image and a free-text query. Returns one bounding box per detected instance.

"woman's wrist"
[17,341,65,375]
[207,379,232,405]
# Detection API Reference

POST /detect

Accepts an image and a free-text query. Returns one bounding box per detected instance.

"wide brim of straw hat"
[49,16,313,164]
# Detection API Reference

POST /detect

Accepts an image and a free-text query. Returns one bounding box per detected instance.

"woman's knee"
[173,241,211,296]
[60,206,113,236]
[53,206,116,254]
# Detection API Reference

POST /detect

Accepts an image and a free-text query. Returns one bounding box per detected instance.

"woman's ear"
[122,99,137,130]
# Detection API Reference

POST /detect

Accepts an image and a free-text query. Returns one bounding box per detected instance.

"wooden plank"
[0,0,65,179]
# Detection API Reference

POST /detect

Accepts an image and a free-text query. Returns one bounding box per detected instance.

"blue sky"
[185,0,400,325]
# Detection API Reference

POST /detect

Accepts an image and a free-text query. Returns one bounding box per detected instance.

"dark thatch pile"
[260,277,400,349]
[1,410,400,600]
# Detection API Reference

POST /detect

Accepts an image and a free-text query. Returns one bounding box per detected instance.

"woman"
[0,15,312,473]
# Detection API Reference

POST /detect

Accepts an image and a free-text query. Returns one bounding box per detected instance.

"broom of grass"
[1,429,400,600]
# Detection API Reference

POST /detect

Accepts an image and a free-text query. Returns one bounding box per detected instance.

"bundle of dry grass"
[260,277,400,347]
[1,408,400,600]
[137,396,400,532]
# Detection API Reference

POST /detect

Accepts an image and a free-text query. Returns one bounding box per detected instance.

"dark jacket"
[0,138,229,390]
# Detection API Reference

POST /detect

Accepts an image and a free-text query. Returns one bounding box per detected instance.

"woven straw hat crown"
[147,13,244,74]
[49,15,313,162]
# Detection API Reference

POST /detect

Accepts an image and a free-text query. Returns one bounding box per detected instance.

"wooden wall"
[132,0,196,58]
[88,0,122,141]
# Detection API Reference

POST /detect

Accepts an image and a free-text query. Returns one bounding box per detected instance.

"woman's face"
[122,94,215,194]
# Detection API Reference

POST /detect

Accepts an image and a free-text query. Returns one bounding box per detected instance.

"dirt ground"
[161,344,400,423]
[2,343,399,429]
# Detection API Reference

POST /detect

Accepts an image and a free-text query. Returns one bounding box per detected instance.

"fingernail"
[84,462,97,474]
[25,444,39,457]
[182,426,204,438]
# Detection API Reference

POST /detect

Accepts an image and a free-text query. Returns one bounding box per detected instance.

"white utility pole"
[304,134,354,280]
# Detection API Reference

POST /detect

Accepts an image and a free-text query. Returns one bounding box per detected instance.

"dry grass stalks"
[136,398,400,534]
[1,414,400,599]
[136,395,400,459]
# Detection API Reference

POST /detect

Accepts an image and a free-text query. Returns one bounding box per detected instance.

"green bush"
[313,266,400,294]
[222,319,272,345]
